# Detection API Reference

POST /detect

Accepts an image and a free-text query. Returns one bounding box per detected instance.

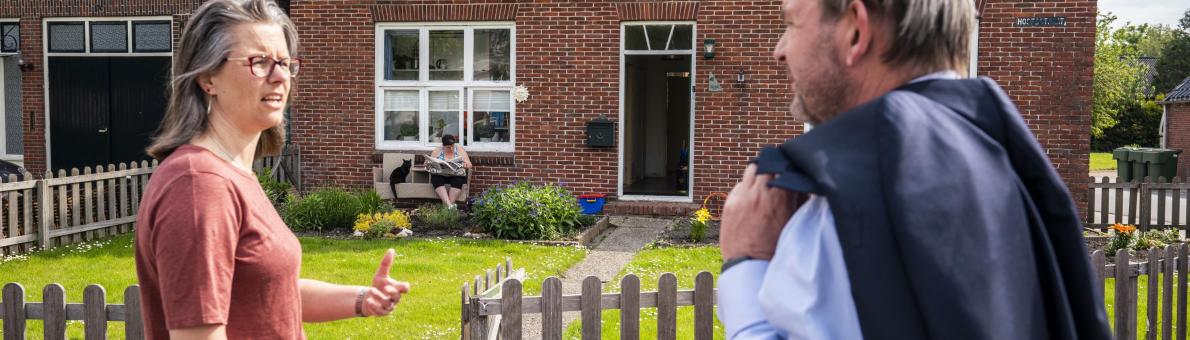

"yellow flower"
[694,208,711,223]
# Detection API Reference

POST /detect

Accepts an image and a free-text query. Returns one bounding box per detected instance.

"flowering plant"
[689,207,711,241]
[353,211,412,238]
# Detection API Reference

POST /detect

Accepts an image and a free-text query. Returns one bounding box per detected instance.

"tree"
[1153,9,1190,95]
[1093,13,1146,139]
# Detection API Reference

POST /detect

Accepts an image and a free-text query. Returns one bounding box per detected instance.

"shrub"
[577,214,597,227]
[471,182,582,240]
[256,167,291,205]
[357,190,395,214]
[413,204,464,230]
[354,211,412,238]
[283,188,364,231]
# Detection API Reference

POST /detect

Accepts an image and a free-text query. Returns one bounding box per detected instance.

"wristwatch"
[721,256,756,273]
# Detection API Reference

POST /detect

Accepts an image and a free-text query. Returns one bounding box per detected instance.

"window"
[47,19,171,54]
[624,24,694,51]
[0,22,18,53]
[376,24,515,152]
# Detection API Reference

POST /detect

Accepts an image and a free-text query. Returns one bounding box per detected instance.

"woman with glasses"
[134,1,410,339]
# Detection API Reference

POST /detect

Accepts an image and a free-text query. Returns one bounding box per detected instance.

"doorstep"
[602,200,700,217]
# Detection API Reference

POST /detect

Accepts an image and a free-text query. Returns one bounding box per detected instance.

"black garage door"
[49,56,170,171]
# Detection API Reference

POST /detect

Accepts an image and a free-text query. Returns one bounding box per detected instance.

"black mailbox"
[586,116,615,147]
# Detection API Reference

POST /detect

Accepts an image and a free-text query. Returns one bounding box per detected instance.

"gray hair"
[147,0,298,161]
[819,0,975,76]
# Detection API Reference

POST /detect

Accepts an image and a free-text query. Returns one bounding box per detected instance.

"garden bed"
[655,219,720,246]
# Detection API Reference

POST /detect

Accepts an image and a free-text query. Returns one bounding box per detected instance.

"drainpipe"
[1161,104,1167,148]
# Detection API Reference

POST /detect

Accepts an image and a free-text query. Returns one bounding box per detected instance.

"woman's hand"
[362,249,411,317]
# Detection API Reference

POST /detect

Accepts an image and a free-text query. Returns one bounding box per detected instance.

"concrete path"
[520,216,674,339]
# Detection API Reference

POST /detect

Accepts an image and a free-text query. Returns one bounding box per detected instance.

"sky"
[1098,0,1187,28]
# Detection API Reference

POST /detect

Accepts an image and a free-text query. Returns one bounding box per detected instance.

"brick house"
[0,0,1096,215]
[1161,76,1190,177]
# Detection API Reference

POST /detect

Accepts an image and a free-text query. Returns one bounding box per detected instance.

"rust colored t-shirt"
[134,144,304,339]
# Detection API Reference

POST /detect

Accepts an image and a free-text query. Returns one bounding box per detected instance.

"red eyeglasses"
[225,55,303,78]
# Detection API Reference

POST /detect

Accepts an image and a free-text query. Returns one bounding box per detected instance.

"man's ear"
[842,0,873,66]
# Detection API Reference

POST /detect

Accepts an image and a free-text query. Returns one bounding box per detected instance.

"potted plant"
[399,124,418,141]
[476,124,494,142]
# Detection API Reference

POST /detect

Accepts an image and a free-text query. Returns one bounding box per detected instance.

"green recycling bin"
[1113,147,1136,181]
[1140,148,1182,181]
[1130,148,1149,181]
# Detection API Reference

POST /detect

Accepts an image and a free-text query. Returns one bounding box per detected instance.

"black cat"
[388,159,412,198]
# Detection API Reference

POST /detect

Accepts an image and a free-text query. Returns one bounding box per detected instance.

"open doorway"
[623,54,691,196]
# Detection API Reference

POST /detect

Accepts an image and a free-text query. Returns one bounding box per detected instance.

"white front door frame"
[617,21,696,203]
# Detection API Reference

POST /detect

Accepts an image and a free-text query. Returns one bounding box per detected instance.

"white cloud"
[1099,0,1186,28]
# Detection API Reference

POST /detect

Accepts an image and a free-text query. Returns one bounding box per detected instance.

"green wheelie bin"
[1113,147,1137,181]
[1140,148,1182,181]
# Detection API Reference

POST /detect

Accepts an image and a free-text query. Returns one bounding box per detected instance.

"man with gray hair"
[716,0,1112,339]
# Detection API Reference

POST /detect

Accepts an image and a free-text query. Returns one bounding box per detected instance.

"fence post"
[1163,245,1176,340]
[125,285,144,340]
[84,285,107,339]
[1179,244,1188,340]
[468,296,487,339]
[581,276,602,340]
[1116,249,1136,340]
[542,277,564,340]
[43,284,66,340]
[1141,178,1152,231]
[37,177,52,250]
[499,279,522,340]
[461,282,470,340]
[3,282,26,340]
[694,272,714,340]
[657,273,677,340]
[620,275,640,340]
[1148,248,1159,340]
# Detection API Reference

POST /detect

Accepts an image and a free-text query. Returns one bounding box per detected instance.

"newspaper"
[425,156,466,175]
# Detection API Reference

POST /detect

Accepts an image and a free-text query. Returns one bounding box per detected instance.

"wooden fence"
[1092,244,1190,340]
[1088,177,1190,230]
[461,260,717,340]
[0,145,302,257]
[0,161,156,256]
[0,283,143,340]
[254,144,302,192]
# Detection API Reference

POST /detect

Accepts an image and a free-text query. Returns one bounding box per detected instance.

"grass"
[0,234,587,339]
[562,245,725,339]
[1092,152,1118,171]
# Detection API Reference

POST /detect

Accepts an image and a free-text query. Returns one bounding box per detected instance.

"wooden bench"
[373,153,468,201]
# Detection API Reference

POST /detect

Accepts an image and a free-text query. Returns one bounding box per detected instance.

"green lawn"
[1104,275,1190,340]
[562,245,725,339]
[0,234,587,339]
[1092,152,1117,171]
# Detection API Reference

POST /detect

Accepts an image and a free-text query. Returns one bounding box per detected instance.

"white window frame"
[466,87,516,148]
[0,18,18,161]
[969,16,980,78]
[374,22,516,152]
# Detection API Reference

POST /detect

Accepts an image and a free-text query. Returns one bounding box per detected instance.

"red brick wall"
[290,0,796,204]
[1,0,198,176]
[1167,103,1190,178]
[977,0,1097,214]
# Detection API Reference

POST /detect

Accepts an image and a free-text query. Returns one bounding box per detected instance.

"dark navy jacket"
[752,78,1111,339]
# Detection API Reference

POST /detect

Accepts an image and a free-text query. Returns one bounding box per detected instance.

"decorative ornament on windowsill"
[513,85,530,103]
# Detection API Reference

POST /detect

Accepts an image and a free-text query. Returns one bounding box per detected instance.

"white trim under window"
[375,22,516,152]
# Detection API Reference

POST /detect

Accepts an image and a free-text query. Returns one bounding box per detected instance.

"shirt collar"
[907,70,961,85]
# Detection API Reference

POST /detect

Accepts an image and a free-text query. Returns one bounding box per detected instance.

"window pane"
[384,30,418,81]
[383,90,419,141]
[384,90,419,111]
[133,21,171,52]
[4,58,22,154]
[646,25,673,50]
[429,30,463,81]
[91,22,128,53]
[1,23,19,53]
[429,91,460,142]
[670,25,693,50]
[384,111,419,141]
[625,25,647,50]
[471,90,511,143]
[48,22,85,53]
[473,29,511,81]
